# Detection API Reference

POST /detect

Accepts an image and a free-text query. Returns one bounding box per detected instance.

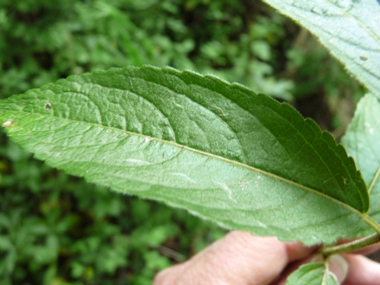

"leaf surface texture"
[0,66,370,245]
[263,0,380,98]
[342,93,380,236]
[286,263,339,285]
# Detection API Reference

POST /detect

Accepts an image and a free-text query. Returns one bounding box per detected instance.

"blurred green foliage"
[0,0,365,284]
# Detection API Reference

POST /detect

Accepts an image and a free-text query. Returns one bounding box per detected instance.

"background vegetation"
[0,0,369,284]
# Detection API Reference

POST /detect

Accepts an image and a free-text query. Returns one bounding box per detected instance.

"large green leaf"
[286,263,339,285]
[263,0,380,98]
[342,93,380,236]
[0,66,371,245]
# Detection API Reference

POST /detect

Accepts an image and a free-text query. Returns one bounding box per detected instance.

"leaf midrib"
[369,166,380,194]
[4,108,363,217]
[4,71,365,211]
[321,260,330,285]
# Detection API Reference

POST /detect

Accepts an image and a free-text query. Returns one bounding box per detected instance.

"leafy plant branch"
[1,0,380,284]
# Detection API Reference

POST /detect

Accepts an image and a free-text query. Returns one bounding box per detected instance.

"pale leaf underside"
[264,0,380,98]
[342,93,380,237]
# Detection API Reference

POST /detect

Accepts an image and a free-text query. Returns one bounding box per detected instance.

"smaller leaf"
[342,93,380,236]
[286,262,339,285]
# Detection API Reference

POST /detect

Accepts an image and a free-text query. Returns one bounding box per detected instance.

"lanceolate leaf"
[0,66,370,245]
[286,263,339,285]
[263,0,380,98]
[342,93,380,236]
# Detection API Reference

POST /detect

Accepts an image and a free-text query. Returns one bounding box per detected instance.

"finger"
[328,255,349,284]
[154,231,317,285]
[342,254,380,285]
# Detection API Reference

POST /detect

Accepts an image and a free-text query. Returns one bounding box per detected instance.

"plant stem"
[322,215,380,257]
[322,233,380,257]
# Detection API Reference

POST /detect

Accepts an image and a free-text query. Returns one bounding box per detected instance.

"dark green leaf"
[0,66,370,245]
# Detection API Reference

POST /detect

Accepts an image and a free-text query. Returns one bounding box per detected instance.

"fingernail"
[328,255,349,284]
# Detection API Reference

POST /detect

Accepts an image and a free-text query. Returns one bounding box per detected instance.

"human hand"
[154,231,380,285]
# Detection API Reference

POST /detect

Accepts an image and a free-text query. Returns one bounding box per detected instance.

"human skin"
[153,231,380,285]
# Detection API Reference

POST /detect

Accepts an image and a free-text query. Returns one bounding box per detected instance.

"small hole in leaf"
[44,103,53,110]
[359,55,368,61]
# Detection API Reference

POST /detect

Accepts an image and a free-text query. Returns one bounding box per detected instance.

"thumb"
[328,255,349,284]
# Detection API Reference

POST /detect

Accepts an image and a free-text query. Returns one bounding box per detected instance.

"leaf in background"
[263,0,380,98]
[0,66,371,245]
[286,263,339,285]
[341,93,380,236]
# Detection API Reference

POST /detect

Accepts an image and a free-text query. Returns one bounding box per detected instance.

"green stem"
[322,214,380,257]
[322,233,380,257]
